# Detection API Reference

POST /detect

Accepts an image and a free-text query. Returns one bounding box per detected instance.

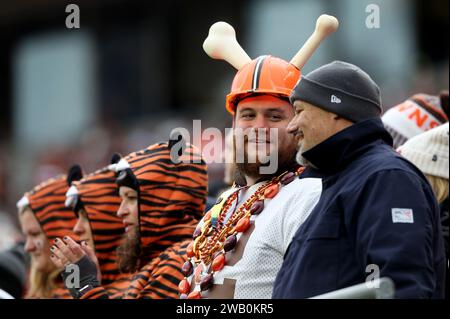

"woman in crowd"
[17,172,81,298]
[398,122,449,297]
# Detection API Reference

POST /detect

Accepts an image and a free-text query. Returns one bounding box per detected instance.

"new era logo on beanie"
[290,61,382,122]
[331,95,341,103]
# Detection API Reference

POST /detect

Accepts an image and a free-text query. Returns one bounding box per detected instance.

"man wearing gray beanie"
[273,61,445,299]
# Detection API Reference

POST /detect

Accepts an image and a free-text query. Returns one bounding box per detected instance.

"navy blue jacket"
[272,118,445,299]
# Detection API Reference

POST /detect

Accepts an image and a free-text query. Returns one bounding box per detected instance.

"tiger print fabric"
[71,167,128,290]
[81,142,208,299]
[122,239,192,299]
[123,142,208,267]
[81,239,192,299]
[23,175,77,299]
[26,176,78,243]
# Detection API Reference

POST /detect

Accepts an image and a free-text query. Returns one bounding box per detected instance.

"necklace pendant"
[264,183,279,199]
[178,278,190,295]
[182,260,194,277]
[200,273,214,291]
[194,264,204,284]
[212,253,226,272]
[235,217,251,233]
[250,200,264,215]
[224,234,237,252]
[186,241,195,258]
[280,172,296,185]
[192,227,202,239]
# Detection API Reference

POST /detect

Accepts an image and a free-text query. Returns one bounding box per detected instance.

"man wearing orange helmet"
[178,17,337,299]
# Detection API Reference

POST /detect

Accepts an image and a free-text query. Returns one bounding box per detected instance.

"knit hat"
[397,122,449,179]
[382,92,449,149]
[290,60,382,122]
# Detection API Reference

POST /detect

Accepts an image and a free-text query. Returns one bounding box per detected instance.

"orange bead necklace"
[179,167,304,299]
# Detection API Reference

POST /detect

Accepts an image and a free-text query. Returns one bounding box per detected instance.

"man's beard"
[235,140,298,183]
[117,226,142,273]
[295,143,317,169]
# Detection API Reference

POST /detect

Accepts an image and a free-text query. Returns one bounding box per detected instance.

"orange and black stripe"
[80,142,208,299]
[73,167,129,288]
[25,175,78,298]
[123,239,191,299]
[123,142,208,267]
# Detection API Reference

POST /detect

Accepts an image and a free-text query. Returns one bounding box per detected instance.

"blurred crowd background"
[0,0,448,249]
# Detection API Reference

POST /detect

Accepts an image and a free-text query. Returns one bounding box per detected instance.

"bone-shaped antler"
[290,14,339,70]
[203,21,252,70]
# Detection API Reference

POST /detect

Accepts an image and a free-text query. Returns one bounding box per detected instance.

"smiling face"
[234,95,298,179]
[117,186,139,238]
[19,207,54,272]
[73,208,95,248]
[287,100,353,166]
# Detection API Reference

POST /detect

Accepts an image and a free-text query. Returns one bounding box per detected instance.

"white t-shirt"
[190,177,322,298]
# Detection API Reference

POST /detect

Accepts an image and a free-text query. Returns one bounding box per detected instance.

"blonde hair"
[25,261,61,299]
[19,207,61,299]
[425,174,449,204]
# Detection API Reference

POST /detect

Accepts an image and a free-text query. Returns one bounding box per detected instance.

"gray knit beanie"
[290,61,382,122]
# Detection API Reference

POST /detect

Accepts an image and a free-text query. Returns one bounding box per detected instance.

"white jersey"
[190,176,322,299]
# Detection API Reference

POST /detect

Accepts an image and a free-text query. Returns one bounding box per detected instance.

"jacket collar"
[302,118,393,174]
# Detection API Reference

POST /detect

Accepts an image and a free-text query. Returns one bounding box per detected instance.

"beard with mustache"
[234,131,298,185]
[117,226,142,273]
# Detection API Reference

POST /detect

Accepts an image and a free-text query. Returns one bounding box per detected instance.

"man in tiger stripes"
[51,142,208,298]
[50,163,131,298]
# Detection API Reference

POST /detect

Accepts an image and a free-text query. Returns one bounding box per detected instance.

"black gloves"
[61,255,100,299]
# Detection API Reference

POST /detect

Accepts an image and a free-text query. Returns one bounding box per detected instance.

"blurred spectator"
[0,213,22,250]
[0,242,29,299]
[397,122,449,297]
[382,92,449,149]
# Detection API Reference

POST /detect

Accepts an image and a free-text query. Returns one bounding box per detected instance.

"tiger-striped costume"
[21,176,78,299]
[81,142,208,299]
[70,167,130,298]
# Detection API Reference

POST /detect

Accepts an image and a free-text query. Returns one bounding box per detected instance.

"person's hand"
[50,236,101,284]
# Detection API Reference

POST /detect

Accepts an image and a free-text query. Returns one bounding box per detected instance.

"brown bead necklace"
[179,167,304,299]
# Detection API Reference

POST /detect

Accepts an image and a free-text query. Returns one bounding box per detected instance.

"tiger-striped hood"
[18,175,78,243]
[112,142,208,267]
[68,167,126,285]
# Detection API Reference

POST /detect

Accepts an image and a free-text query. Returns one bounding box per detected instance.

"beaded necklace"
[179,167,304,299]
